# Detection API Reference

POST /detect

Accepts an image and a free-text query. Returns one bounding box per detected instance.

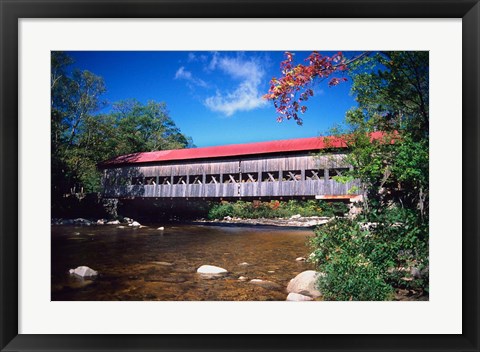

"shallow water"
[51,223,315,301]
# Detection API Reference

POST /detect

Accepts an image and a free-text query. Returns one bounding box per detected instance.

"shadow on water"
[51,223,315,301]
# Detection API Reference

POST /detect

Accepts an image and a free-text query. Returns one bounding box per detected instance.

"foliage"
[110,100,194,155]
[51,52,193,211]
[309,208,428,300]
[207,200,348,220]
[335,52,429,216]
[263,51,367,125]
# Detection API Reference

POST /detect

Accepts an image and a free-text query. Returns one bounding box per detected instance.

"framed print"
[1,0,479,351]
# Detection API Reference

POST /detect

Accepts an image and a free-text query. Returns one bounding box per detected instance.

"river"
[51,223,315,301]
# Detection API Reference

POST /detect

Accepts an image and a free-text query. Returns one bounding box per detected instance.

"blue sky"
[65,51,361,148]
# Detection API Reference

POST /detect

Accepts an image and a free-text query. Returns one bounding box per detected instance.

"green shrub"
[207,200,348,220]
[318,254,395,301]
[207,202,234,219]
[320,201,349,217]
[309,208,428,300]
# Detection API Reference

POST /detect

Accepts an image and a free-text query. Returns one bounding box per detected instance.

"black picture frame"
[1,1,479,351]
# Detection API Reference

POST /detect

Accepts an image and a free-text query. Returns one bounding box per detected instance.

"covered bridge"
[97,135,368,200]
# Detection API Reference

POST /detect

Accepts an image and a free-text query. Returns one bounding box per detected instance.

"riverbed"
[51,223,315,301]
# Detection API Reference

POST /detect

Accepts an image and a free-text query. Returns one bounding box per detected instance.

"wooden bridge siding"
[103,154,350,180]
[101,180,358,198]
[241,154,323,172]
[240,182,258,197]
[166,160,239,176]
[220,183,235,197]
[102,153,360,198]
[102,179,361,198]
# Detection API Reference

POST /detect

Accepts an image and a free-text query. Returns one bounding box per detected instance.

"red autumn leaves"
[263,51,348,125]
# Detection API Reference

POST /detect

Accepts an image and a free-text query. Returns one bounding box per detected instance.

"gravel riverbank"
[195,215,333,228]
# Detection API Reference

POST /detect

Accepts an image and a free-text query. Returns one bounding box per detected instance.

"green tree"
[51,52,107,197]
[342,51,429,216]
[112,99,194,155]
[51,52,194,202]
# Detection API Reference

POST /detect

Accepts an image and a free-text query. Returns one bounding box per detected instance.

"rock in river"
[69,266,98,278]
[196,265,228,277]
[286,292,313,301]
[287,270,323,298]
[73,218,92,225]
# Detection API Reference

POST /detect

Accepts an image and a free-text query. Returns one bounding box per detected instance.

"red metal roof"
[98,132,386,167]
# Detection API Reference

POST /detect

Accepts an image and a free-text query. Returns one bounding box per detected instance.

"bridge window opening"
[173,176,186,185]
[207,174,220,184]
[106,176,116,186]
[131,177,144,185]
[224,174,239,184]
[145,177,156,185]
[191,175,203,185]
[241,173,257,183]
[159,176,171,185]
[328,168,350,179]
[306,169,324,181]
[116,177,129,186]
[283,170,302,182]
[262,171,279,182]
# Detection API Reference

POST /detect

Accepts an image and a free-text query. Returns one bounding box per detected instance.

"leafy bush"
[321,201,349,217]
[207,200,347,220]
[208,201,235,219]
[309,207,428,300]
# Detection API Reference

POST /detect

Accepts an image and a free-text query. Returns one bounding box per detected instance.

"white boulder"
[107,220,120,225]
[73,218,92,226]
[69,266,98,278]
[129,221,141,227]
[197,265,228,276]
[157,227,165,231]
[287,270,323,298]
[286,292,314,301]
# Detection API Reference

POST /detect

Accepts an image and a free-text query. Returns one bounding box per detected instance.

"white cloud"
[175,66,191,80]
[207,52,219,71]
[187,52,196,62]
[174,66,207,88]
[204,55,267,116]
[188,52,208,63]
[205,83,266,116]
